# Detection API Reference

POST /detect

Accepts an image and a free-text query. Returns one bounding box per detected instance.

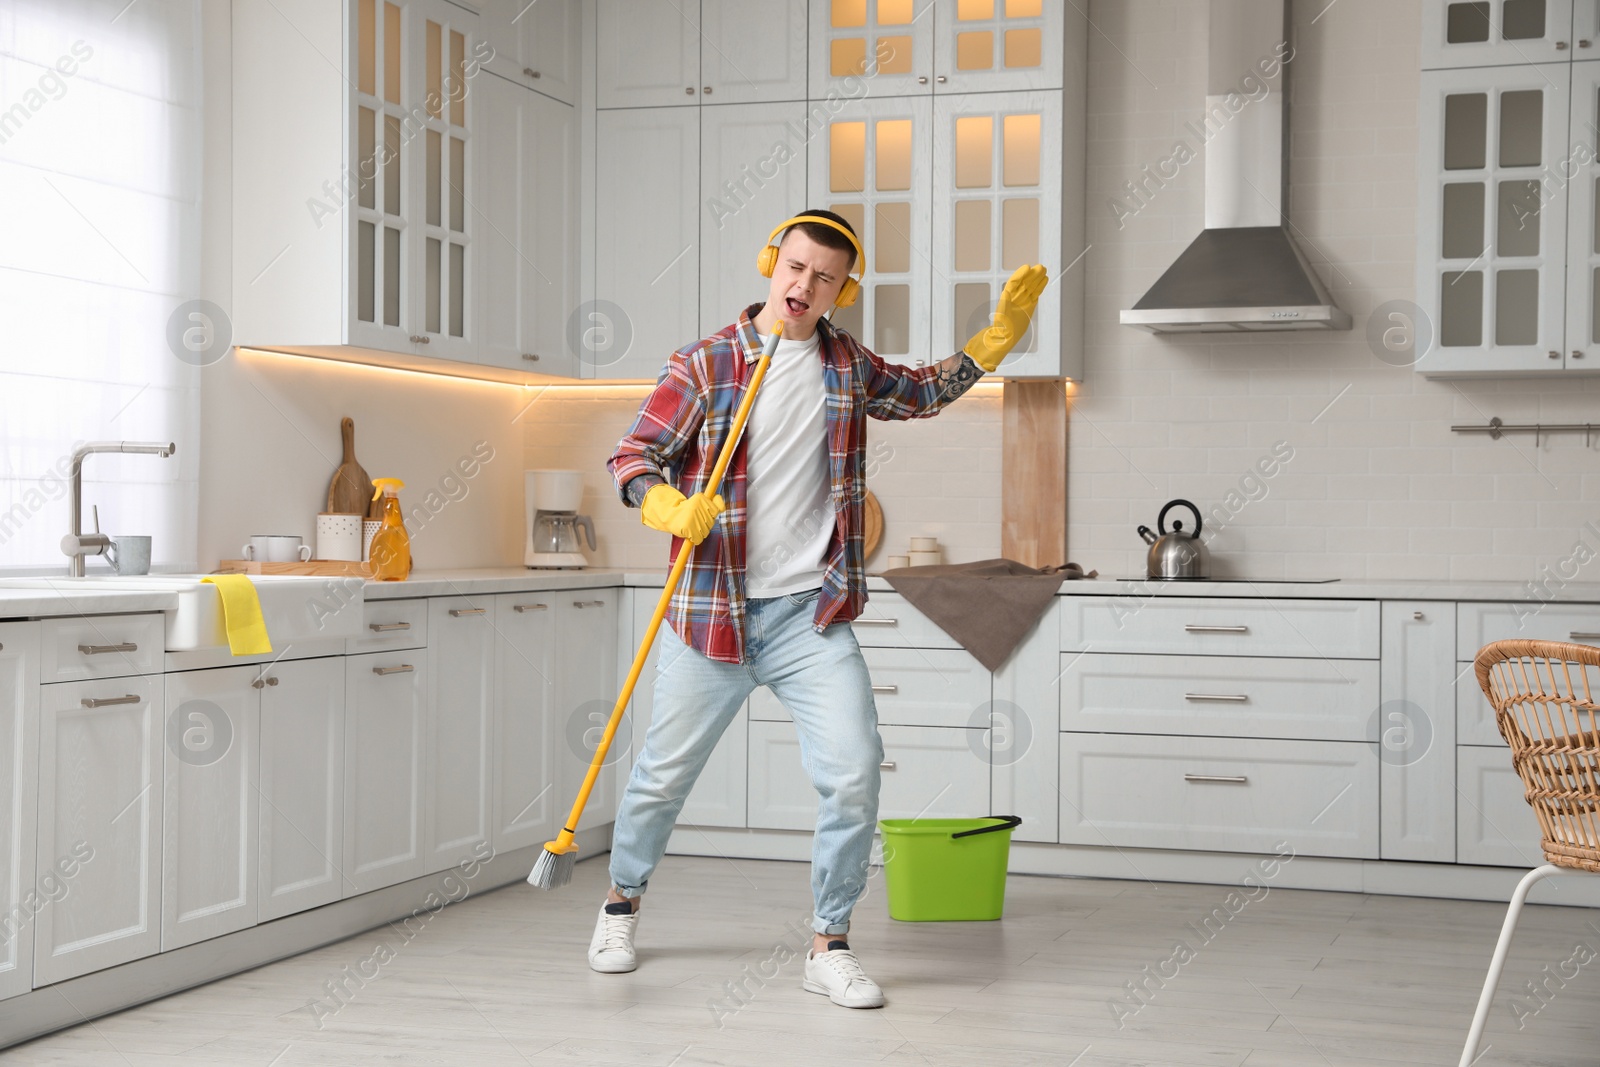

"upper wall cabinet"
[810,0,1062,98]
[481,0,581,104]
[596,1,808,108]
[233,0,582,383]
[1420,0,1590,68]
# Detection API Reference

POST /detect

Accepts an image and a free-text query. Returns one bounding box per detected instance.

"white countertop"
[0,585,181,619]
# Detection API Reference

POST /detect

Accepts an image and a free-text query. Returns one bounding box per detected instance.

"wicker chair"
[1459,639,1600,1067]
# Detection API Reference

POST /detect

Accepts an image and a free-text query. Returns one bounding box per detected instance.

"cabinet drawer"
[346,598,428,654]
[1060,653,1377,741]
[1457,601,1600,661]
[1060,597,1379,659]
[1457,747,1544,867]
[748,646,989,728]
[1457,674,1504,747]
[1058,733,1377,858]
[851,593,961,650]
[40,614,163,682]
[747,721,989,831]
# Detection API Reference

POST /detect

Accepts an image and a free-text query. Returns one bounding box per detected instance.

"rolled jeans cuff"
[814,918,851,936]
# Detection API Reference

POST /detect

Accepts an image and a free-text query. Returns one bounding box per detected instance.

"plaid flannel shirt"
[608,303,969,664]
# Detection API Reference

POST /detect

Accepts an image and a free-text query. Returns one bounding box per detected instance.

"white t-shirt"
[744,330,832,599]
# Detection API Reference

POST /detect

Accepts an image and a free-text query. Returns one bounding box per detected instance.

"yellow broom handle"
[555,321,784,845]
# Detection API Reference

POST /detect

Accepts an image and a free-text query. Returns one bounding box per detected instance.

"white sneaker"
[803,941,885,1008]
[588,900,639,973]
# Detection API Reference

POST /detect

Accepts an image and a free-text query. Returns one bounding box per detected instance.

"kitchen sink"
[0,574,364,650]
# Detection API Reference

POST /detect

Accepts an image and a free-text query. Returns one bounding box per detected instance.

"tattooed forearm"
[935,352,985,401]
[623,472,667,508]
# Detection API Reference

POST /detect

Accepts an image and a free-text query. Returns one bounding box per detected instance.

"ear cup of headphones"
[756,243,779,279]
[835,276,860,308]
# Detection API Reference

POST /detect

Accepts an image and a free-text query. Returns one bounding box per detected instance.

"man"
[599,210,1048,1008]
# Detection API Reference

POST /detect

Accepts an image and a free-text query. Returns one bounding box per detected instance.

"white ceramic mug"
[106,535,152,576]
[243,535,312,563]
[316,514,364,562]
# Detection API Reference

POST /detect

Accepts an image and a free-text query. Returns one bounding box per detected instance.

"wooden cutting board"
[326,417,374,515]
[215,560,375,577]
[863,489,883,558]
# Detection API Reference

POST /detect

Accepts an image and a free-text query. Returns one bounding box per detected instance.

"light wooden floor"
[4,853,1598,1065]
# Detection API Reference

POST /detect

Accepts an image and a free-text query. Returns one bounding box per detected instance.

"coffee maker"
[524,470,597,569]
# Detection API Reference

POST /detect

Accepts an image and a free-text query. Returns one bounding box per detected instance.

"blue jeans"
[608,590,883,936]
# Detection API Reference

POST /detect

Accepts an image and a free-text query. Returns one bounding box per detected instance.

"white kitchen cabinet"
[1417,64,1574,375]
[747,720,988,830]
[1563,61,1600,365]
[1457,745,1545,867]
[1060,596,1381,660]
[992,604,1058,843]
[1421,0,1579,69]
[161,666,260,951]
[40,614,162,683]
[555,591,622,835]
[0,624,38,1001]
[809,0,1062,98]
[34,675,163,986]
[234,0,525,378]
[699,101,812,334]
[623,590,747,828]
[343,651,426,895]
[482,0,581,105]
[259,657,346,922]
[1378,602,1458,864]
[593,106,701,379]
[750,645,988,728]
[426,597,494,873]
[806,93,935,364]
[492,592,560,851]
[596,0,807,108]
[931,90,1063,377]
[478,71,582,376]
[1058,733,1378,860]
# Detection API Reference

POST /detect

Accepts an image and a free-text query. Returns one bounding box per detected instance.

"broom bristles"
[526,844,577,890]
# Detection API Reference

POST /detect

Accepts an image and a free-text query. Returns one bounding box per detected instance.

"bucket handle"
[950,815,1022,839]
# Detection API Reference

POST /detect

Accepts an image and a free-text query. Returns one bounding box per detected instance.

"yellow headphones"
[757,215,864,308]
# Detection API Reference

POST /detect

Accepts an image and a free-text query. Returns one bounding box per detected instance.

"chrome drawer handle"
[1184,773,1248,784]
[573,600,605,608]
[78,642,137,655]
[880,761,896,770]
[513,603,548,613]
[854,618,897,627]
[251,676,280,689]
[369,621,411,632]
[373,664,415,676]
[871,684,898,694]
[1184,693,1249,703]
[1184,625,1249,634]
[448,608,486,617]
[1570,632,1600,640]
[81,694,140,708]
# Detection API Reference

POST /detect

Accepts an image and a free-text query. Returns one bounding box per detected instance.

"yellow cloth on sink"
[201,575,273,656]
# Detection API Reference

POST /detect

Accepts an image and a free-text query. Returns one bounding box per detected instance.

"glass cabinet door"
[350,0,411,348]
[931,90,1059,376]
[1564,61,1600,368]
[1417,64,1570,373]
[810,0,937,98]
[931,0,1063,93]
[1421,0,1575,69]
[806,95,933,364]
[416,1,475,360]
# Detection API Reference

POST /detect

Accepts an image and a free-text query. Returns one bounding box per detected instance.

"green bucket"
[879,816,1022,921]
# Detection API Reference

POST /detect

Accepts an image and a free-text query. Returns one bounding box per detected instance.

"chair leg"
[1458,863,1562,1067]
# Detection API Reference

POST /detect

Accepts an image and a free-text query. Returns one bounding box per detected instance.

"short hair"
[781,209,858,272]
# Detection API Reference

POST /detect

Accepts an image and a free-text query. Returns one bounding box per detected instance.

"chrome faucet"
[61,441,176,576]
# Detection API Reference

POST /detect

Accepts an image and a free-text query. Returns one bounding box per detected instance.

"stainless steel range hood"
[1120,0,1350,333]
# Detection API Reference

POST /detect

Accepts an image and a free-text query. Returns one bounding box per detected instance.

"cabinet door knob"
[917,75,928,84]
[1582,39,1593,47]
[1574,350,1585,359]
[1550,349,1562,359]
[523,67,541,78]
[409,334,431,344]
[251,676,280,689]
[1557,40,1570,49]
[1413,610,1425,621]
[522,353,540,361]
[880,760,896,770]
[685,86,695,95]
[936,75,947,83]
[703,85,712,94]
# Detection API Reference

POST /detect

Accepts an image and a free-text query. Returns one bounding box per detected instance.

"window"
[0,0,202,572]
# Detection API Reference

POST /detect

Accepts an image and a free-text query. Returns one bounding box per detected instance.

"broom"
[528,319,784,890]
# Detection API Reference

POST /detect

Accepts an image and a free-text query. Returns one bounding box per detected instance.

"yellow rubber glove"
[964,263,1050,372]
[640,484,726,545]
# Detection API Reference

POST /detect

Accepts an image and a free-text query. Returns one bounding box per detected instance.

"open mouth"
[785,296,810,316]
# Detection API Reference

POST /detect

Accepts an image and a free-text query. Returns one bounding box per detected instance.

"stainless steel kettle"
[1137,499,1209,579]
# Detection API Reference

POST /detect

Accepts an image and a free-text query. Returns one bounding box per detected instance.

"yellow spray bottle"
[368,478,412,581]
